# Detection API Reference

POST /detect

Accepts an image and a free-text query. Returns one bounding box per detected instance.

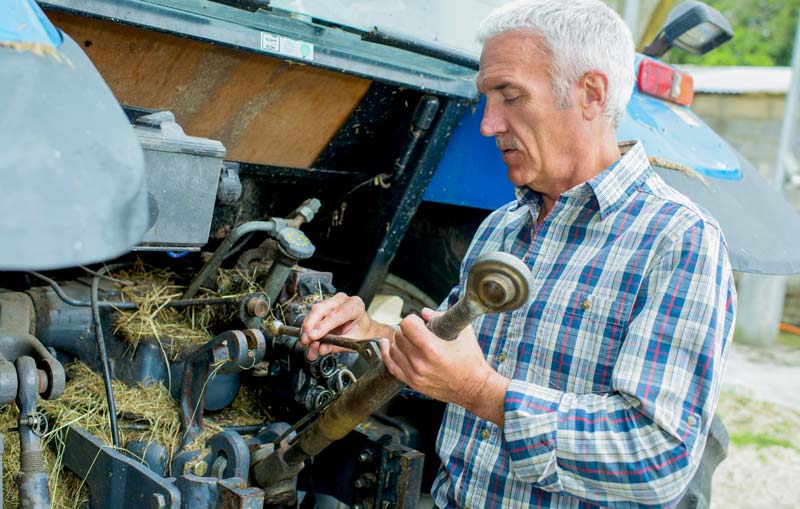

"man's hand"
[300,292,396,359]
[381,308,510,425]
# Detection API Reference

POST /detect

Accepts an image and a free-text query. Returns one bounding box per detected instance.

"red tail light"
[637,59,694,106]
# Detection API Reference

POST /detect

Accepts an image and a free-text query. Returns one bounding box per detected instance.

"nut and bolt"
[354,473,376,489]
[247,297,270,318]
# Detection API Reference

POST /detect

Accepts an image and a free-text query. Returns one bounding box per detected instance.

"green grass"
[730,431,796,450]
[777,331,800,349]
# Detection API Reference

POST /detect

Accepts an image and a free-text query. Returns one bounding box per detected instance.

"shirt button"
[687,415,698,426]
[480,429,490,440]
[580,299,592,310]
[496,352,507,363]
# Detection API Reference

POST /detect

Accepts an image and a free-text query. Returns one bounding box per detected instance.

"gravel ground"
[711,344,800,509]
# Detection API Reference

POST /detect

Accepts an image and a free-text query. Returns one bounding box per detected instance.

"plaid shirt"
[431,141,736,509]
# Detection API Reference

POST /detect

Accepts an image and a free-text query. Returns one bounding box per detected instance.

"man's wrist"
[460,366,509,426]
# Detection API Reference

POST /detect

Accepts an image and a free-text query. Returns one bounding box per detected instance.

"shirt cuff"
[503,379,563,488]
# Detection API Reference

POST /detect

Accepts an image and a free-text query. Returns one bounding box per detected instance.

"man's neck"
[536,134,621,224]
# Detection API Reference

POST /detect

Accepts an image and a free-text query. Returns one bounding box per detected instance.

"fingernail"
[300,333,308,343]
[310,328,319,338]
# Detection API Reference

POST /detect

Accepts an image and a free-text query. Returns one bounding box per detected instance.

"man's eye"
[504,96,521,104]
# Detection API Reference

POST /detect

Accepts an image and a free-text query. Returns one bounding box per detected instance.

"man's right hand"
[299,292,396,359]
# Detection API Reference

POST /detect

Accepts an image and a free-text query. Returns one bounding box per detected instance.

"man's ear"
[579,71,609,121]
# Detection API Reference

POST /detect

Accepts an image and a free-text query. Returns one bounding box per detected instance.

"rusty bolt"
[247,297,270,318]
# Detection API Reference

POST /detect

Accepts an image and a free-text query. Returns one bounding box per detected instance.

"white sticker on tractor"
[260,32,314,61]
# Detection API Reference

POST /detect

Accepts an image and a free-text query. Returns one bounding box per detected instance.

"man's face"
[477,32,583,195]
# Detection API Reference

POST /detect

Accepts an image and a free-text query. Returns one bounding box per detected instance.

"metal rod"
[91,265,122,448]
[28,272,235,309]
[183,221,277,299]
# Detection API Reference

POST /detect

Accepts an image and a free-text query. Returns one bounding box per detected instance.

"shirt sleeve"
[501,221,736,508]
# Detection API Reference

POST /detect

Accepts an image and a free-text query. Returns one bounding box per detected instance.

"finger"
[399,314,437,352]
[313,297,364,339]
[420,307,443,322]
[381,337,412,385]
[305,341,320,361]
[393,322,422,364]
[301,293,351,342]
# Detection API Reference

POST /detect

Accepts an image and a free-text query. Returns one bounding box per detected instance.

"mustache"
[495,137,519,151]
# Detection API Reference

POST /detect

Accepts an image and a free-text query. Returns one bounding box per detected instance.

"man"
[301,0,736,507]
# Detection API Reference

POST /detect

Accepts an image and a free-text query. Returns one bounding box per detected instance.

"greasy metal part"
[268,320,381,363]
[205,430,250,480]
[428,252,531,341]
[60,425,181,509]
[91,263,122,448]
[179,329,266,446]
[184,199,319,300]
[262,228,316,307]
[0,292,64,404]
[27,271,234,309]
[375,443,424,509]
[183,221,279,299]
[16,356,50,509]
[288,198,322,227]
[357,98,470,305]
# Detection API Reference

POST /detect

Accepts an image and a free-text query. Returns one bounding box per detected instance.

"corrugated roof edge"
[679,65,791,95]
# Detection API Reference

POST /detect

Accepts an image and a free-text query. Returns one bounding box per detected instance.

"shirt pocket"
[536,287,632,394]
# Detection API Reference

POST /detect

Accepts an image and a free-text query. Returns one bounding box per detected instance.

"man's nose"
[479,102,507,137]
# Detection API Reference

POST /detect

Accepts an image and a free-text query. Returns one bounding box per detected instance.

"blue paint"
[425,56,741,211]
[0,0,62,47]
[167,251,190,259]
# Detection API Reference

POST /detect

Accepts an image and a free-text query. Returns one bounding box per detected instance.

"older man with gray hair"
[301,0,736,507]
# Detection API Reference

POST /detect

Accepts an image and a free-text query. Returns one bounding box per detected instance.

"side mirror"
[642,0,733,58]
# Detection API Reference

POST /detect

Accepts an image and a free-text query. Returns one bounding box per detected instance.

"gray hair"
[478,0,634,127]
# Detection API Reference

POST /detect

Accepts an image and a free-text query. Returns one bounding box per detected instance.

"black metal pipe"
[28,271,235,309]
[91,264,122,448]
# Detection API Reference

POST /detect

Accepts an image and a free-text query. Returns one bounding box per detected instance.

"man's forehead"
[477,32,550,89]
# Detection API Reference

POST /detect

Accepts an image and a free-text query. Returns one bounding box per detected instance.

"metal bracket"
[59,425,181,509]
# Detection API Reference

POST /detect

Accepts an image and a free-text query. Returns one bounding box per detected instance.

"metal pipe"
[182,221,277,299]
[28,271,234,309]
[92,264,122,448]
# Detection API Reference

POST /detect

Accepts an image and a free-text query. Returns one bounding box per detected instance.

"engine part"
[182,198,321,300]
[428,251,531,340]
[218,161,243,205]
[60,425,181,509]
[267,320,381,364]
[179,329,266,446]
[16,356,51,509]
[253,251,531,506]
[133,110,227,251]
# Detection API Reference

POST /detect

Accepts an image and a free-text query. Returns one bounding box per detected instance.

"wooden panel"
[46,11,372,167]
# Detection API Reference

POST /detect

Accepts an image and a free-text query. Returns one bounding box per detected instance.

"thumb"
[420,307,443,322]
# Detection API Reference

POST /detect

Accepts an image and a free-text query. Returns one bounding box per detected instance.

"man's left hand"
[380,308,510,424]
